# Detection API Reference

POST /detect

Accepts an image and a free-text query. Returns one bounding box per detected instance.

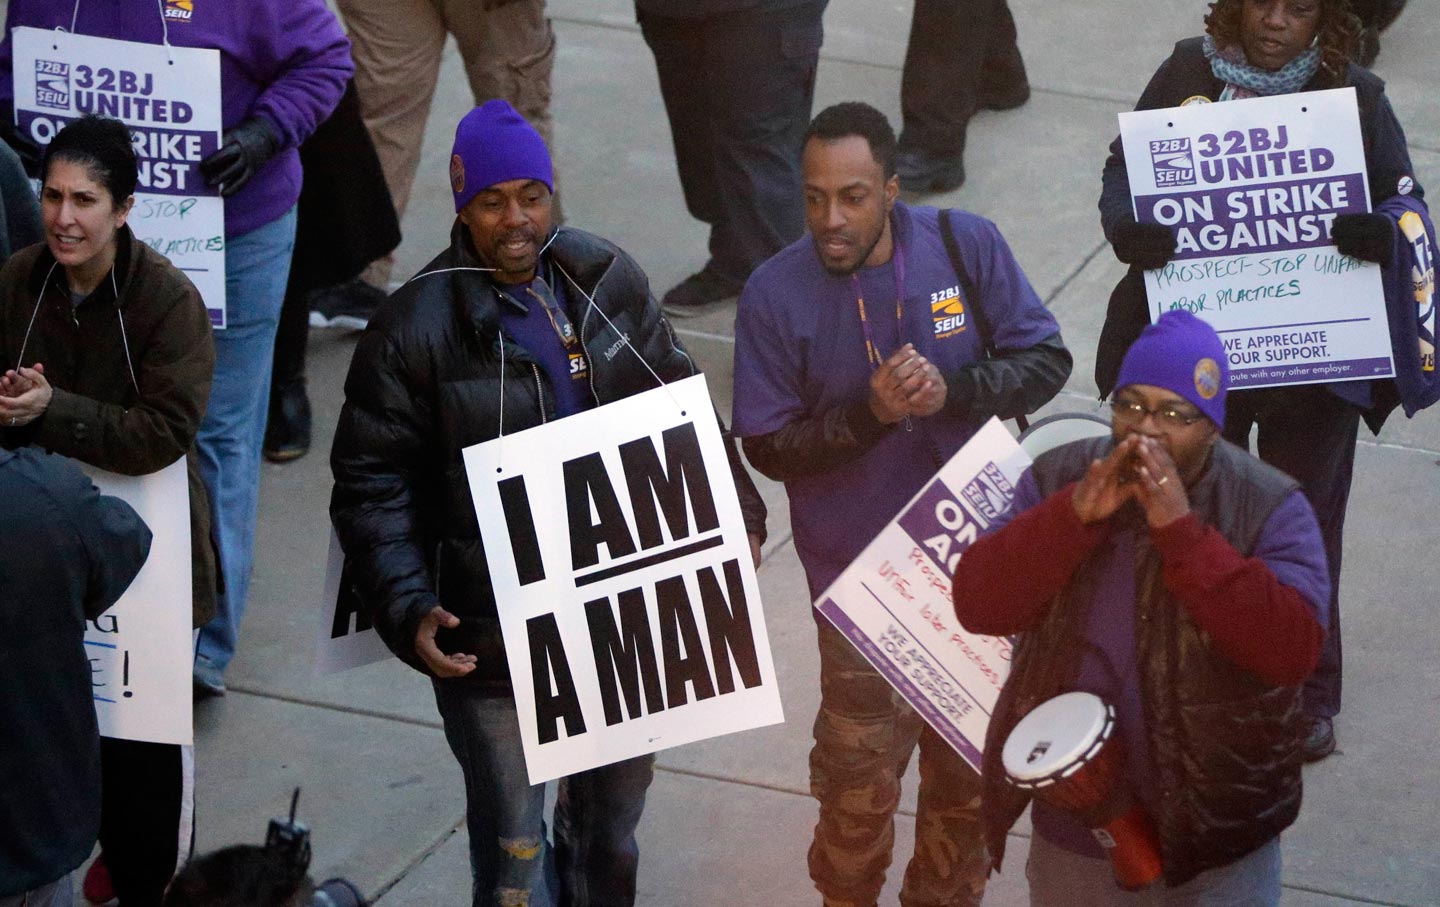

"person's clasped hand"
[0,364,52,427]
[1112,220,1179,271]
[868,344,947,424]
[200,118,282,197]
[1331,213,1394,266]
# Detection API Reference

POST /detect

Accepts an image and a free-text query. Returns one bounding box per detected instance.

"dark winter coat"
[290,79,400,295]
[330,222,766,691]
[0,228,217,626]
[0,448,150,897]
[982,436,1306,887]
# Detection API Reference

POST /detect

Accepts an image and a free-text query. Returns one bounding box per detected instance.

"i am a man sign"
[463,375,784,783]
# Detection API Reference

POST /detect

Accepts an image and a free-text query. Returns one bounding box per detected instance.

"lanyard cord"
[853,238,906,369]
[16,263,136,394]
[851,237,913,431]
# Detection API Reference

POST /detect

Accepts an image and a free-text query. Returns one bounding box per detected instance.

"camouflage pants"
[809,623,988,907]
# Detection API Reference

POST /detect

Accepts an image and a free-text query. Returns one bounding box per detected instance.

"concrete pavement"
[197,2,1440,905]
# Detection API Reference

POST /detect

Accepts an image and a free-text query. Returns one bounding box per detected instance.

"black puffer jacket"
[330,223,766,690]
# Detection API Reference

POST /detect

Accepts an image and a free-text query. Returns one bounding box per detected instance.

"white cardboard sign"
[312,529,392,676]
[463,375,784,784]
[82,458,193,746]
[815,419,1029,772]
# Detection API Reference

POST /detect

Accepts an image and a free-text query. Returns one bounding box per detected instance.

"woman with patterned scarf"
[1094,0,1426,767]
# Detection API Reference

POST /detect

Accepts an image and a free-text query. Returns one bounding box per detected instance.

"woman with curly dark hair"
[1094,0,1424,793]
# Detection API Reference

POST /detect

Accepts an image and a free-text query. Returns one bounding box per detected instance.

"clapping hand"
[869,344,948,424]
[0,364,52,427]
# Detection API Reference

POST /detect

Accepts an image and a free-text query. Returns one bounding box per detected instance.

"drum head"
[1002,692,1113,785]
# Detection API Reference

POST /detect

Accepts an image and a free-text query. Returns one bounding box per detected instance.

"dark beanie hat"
[449,99,553,213]
[1115,311,1228,425]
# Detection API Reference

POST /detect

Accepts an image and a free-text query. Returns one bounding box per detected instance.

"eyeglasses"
[1109,398,1207,430]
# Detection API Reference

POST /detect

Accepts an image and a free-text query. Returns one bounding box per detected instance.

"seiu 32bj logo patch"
[931,285,967,339]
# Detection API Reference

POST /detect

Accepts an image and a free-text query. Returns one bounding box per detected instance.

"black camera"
[266,789,366,907]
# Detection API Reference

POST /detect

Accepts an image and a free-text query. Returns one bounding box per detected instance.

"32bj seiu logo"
[164,0,195,22]
[34,60,69,110]
[1150,137,1195,188]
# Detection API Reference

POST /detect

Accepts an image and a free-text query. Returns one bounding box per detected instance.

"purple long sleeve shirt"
[1,0,352,237]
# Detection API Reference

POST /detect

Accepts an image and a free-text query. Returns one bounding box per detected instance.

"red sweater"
[953,483,1324,687]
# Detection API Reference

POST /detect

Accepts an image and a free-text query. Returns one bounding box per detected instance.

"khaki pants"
[336,0,556,287]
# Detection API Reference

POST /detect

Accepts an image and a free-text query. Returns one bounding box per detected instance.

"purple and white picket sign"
[1121,88,1395,389]
[814,418,1029,773]
[11,27,228,328]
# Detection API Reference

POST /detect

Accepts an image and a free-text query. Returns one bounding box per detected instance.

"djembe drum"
[1001,691,1163,890]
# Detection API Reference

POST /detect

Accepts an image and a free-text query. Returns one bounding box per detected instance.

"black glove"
[200,118,281,198]
[1331,213,1394,266]
[1111,221,1178,270]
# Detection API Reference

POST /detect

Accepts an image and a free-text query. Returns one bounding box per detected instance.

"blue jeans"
[432,683,655,907]
[1025,832,1281,906]
[195,208,297,676]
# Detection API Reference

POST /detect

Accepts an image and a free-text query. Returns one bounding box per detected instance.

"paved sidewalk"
[195,3,1440,905]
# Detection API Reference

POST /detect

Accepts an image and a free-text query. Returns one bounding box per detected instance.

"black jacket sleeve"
[43,456,154,620]
[1100,45,1193,243]
[329,324,440,669]
[741,398,893,484]
[940,331,1072,422]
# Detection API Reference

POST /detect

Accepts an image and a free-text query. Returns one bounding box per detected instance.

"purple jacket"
[1,0,352,237]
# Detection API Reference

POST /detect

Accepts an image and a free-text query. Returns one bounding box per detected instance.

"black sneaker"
[1301,715,1336,763]
[309,279,389,331]
[662,267,744,317]
[263,378,312,463]
[896,148,966,194]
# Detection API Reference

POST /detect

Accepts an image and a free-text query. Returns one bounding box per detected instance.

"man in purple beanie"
[330,100,767,907]
[955,311,1331,903]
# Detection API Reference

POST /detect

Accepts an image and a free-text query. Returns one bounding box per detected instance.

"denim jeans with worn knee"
[195,208,297,679]
[432,682,655,907]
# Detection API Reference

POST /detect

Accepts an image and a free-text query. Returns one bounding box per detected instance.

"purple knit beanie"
[1115,311,1229,426]
[449,99,553,213]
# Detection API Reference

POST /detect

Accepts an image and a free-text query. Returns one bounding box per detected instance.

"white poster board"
[82,458,193,746]
[463,375,784,784]
[816,419,1029,772]
[313,529,393,676]
[1121,87,1394,388]
[11,27,228,327]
